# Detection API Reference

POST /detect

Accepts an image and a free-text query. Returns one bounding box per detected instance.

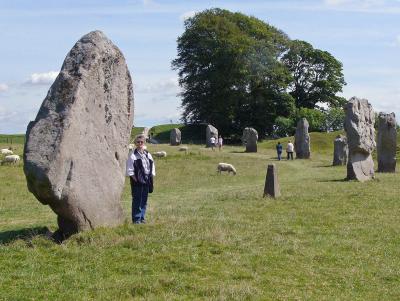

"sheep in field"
[1,149,13,155]
[2,154,20,165]
[217,163,237,175]
[179,146,188,153]
[153,151,167,158]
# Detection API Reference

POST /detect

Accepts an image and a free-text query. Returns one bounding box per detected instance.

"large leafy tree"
[282,40,346,109]
[172,8,294,137]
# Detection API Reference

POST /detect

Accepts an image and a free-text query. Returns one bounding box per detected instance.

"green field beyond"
[0,132,399,300]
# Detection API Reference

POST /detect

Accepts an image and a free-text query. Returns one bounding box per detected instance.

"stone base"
[346,152,375,182]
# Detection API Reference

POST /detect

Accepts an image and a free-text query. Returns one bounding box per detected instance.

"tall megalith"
[24,31,134,238]
[344,97,376,181]
[170,128,181,145]
[333,135,348,166]
[206,124,218,147]
[377,112,397,172]
[294,118,310,159]
[242,127,258,152]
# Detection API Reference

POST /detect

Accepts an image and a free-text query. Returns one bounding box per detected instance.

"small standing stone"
[333,135,348,166]
[170,128,181,145]
[344,97,376,182]
[294,118,311,159]
[377,112,397,173]
[242,127,258,152]
[263,164,280,198]
[206,124,218,147]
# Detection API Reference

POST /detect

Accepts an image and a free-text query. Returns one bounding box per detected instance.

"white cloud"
[0,83,8,92]
[137,77,179,94]
[27,71,59,85]
[180,10,196,21]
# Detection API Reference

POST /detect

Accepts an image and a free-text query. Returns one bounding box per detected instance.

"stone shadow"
[0,226,52,245]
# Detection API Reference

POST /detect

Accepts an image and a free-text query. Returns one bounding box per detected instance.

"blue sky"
[0,0,399,133]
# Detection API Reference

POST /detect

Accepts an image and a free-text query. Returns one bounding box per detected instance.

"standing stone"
[263,164,280,198]
[333,135,348,166]
[344,97,376,182]
[377,112,397,172]
[142,127,150,141]
[294,118,311,159]
[242,127,258,152]
[206,124,218,147]
[170,128,181,145]
[23,31,134,238]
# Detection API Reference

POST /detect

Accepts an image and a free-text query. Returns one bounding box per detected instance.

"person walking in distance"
[218,135,223,151]
[276,141,283,161]
[126,134,155,224]
[210,136,216,151]
[286,140,294,160]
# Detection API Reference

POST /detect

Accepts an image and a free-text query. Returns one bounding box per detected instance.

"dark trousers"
[287,152,293,160]
[277,151,282,161]
[130,178,149,223]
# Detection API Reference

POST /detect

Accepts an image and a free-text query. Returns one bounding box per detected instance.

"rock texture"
[344,97,376,181]
[294,118,310,159]
[377,112,397,172]
[206,124,218,147]
[170,128,181,145]
[242,127,258,152]
[263,164,280,198]
[23,31,134,238]
[333,135,348,166]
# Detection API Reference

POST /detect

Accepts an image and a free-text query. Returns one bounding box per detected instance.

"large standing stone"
[294,118,310,159]
[23,31,134,238]
[206,124,218,147]
[170,128,181,145]
[263,164,280,198]
[242,127,258,152]
[142,127,150,141]
[333,135,348,166]
[344,97,376,181]
[377,112,397,173]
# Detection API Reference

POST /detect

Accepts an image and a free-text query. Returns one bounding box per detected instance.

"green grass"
[0,134,25,145]
[0,134,400,300]
[149,123,207,144]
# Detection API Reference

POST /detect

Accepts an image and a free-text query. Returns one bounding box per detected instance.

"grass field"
[0,133,399,300]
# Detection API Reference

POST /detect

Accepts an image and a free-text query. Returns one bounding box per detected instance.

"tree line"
[172,8,346,138]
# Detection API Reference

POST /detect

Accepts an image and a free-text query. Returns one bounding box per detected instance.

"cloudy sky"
[0,0,399,133]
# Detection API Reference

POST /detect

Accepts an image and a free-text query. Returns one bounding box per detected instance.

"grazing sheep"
[1,149,13,155]
[179,146,188,153]
[153,151,167,158]
[217,163,237,175]
[2,154,20,164]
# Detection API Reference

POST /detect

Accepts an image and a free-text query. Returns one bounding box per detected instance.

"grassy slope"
[0,134,400,300]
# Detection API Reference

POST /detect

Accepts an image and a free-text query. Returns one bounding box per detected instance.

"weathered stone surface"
[142,127,150,140]
[242,127,258,152]
[377,112,397,172]
[263,164,280,198]
[344,97,376,181]
[206,124,218,147]
[170,128,181,145]
[333,135,348,166]
[294,118,310,159]
[23,31,134,238]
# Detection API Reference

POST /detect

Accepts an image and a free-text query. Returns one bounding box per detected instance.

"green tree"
[325,107,345,131]
[172,8,294,138]
[296,107,326,132]
[282,40,346,109]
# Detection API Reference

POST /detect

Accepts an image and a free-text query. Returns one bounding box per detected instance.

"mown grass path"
[0,139,399,300]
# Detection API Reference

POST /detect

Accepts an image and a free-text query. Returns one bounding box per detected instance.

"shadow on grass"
[0,226,52,245]
[230,150,246,154]
[317,178,348,183]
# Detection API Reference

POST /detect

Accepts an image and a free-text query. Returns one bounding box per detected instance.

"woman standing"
[126,134,155,224]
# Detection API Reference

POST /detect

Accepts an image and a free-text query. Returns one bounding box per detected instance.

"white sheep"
[179,146,188,153]
[153,151,167,158]
[217,163,237,175]
[1,149,13,155]
[2,154,20,165]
